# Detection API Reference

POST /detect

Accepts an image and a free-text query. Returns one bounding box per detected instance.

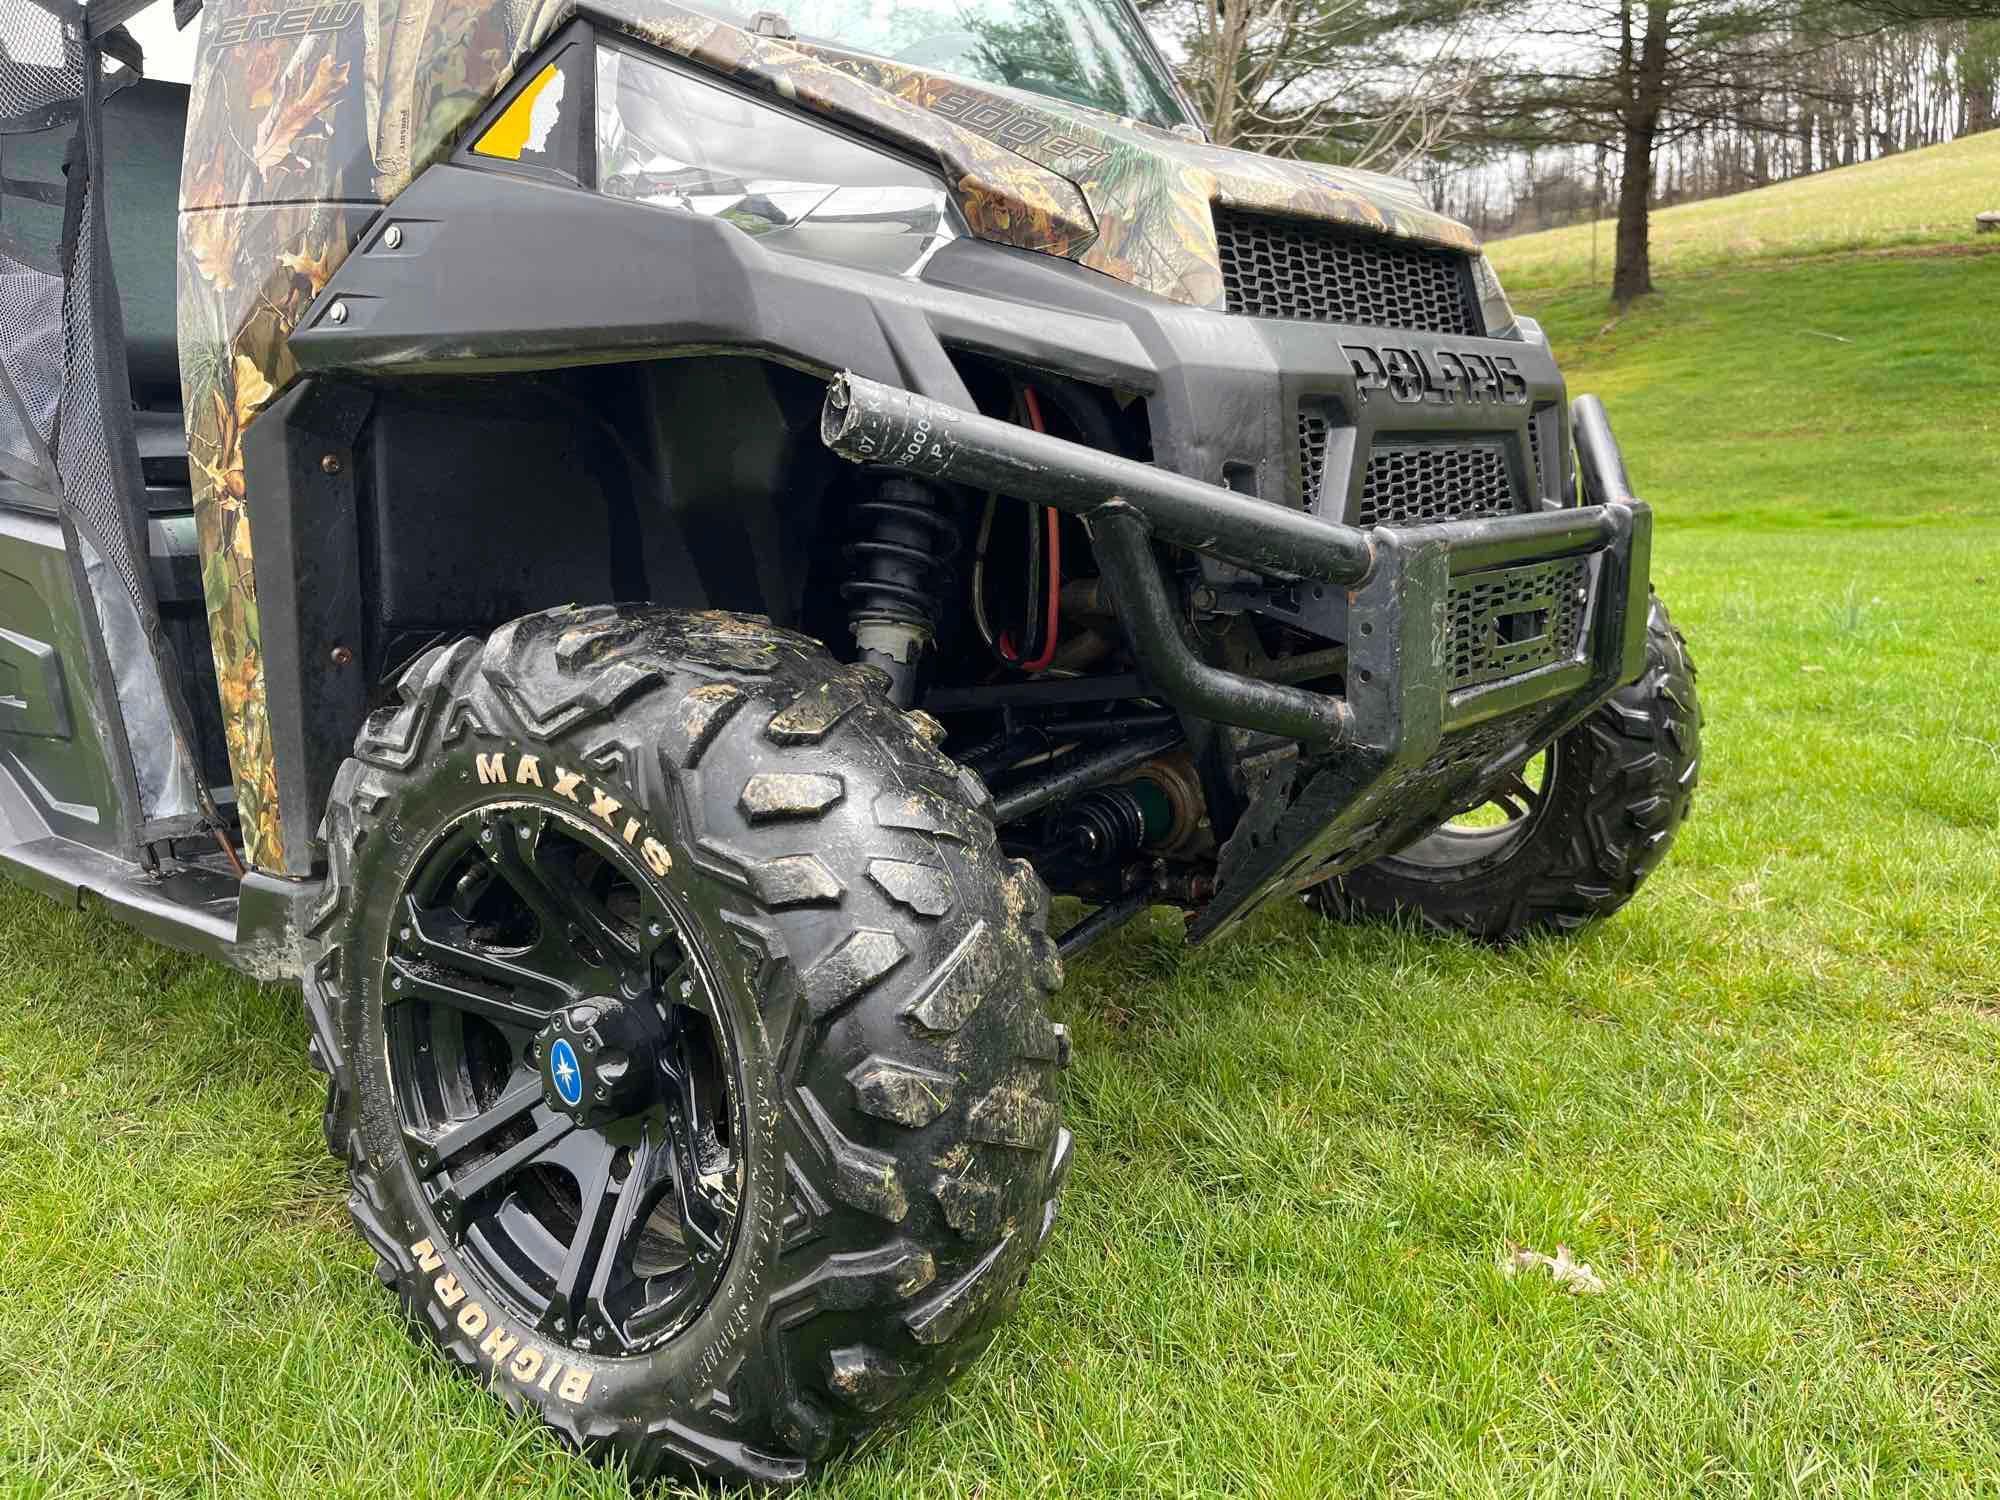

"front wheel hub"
[536,998,660,1129]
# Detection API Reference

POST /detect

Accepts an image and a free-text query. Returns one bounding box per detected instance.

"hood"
[610,7,1481,310]
[182,0,1477,310]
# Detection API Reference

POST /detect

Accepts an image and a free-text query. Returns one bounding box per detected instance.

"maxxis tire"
[1309,594,1700,942]
[301,606,1070,1489]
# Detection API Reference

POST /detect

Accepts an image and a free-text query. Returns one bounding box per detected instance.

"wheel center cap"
[548,1038,584,1107]
[535,998,660,1128]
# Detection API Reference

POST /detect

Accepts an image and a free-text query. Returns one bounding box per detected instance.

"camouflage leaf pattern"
[179,0,1481,871]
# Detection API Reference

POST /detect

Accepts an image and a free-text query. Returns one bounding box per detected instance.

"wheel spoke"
[410,1076,543,1172]
[401,896,579,998]
[543,1136,623,1338]
[387,951,558,1035]
[661,1036,733,1256]
[486,812,639,968]
[666,1139,727,1259]
[582,1136,666,1347]
[435,1113,573,1219]
[542,855,644,967]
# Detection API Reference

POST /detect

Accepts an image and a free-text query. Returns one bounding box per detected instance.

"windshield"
[690,0,1194,131]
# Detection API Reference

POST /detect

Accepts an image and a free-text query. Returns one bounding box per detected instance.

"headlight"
[595,42,959,273]
[1471,253,1517,339]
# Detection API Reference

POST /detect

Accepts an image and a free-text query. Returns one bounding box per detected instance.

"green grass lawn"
[5,245,2000,1495]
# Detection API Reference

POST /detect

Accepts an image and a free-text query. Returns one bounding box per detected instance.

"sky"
[125,0,198,82]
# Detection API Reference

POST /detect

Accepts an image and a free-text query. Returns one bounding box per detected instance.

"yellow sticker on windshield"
[475,62,566,161]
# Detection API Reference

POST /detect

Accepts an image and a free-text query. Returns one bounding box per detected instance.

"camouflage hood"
[600,7,1482,309]
[184,0,1479,310]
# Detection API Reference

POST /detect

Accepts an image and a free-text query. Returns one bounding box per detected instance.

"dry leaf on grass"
[1500,1242,1606,1295]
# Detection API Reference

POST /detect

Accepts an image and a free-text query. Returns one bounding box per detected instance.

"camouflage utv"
[0,0,1698,1484]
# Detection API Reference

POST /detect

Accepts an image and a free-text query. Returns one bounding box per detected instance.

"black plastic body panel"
[0,504,130,850]
[241,380,374,877]
[0,499,312,980]
[281,151,1628,940]
[296,163,1566,526]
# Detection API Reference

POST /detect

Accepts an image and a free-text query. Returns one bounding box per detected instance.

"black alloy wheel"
[387,803,742,1358]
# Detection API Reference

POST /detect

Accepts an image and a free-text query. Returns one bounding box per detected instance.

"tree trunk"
[1611,0,1672,305]
[1611,125,1656,303]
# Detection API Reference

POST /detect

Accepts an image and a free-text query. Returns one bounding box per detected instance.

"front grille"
[1357,439,1520,527]
[1447,556,1591,691]
[1215,206,1481,334]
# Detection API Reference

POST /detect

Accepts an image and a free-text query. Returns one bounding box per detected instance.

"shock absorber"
[841,475,957,707]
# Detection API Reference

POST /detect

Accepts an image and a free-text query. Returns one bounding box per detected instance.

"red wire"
[1015,388,1062,672]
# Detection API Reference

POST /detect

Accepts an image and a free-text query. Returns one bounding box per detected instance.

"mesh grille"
[1215,207,1479,334]
[1297,410,1330,508]
[57,182,130,581]
[1526,412,1544,498]
[1,0,72,461]
[1446,556,1591,691]
[0,236,62,463]
[0,0,79,133]
[1358,439,1521,527]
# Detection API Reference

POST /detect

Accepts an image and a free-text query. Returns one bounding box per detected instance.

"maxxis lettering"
[473,750,673,876]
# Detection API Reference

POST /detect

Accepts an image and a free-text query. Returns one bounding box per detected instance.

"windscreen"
[692,0,1193,131]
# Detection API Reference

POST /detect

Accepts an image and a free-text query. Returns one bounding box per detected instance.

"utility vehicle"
[0,0,1698,1483]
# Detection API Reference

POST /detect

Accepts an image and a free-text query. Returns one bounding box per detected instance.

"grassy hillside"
[1525,252,2000,529]
[1488,129,2000,293]
[4,222,2000,1493]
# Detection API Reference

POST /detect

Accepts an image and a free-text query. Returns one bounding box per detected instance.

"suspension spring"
[840,475,957,708]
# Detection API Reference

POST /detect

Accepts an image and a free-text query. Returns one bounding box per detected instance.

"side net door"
[0,0,216,854]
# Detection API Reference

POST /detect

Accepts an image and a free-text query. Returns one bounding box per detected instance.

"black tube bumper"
[822,372,1653,942]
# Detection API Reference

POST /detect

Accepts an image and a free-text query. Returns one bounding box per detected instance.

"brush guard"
[822,373,1652,942]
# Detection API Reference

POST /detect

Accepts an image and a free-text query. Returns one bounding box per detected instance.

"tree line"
[1139,0,1999,302]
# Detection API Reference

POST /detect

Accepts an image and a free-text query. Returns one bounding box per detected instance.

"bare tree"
[1479,0,1845,302]
[1142,0,1489,166]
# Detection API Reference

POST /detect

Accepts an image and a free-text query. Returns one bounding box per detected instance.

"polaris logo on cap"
[548,1039,583,1107]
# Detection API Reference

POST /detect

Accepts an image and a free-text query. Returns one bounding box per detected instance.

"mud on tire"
[1310,594,1700,942]
[302,606,1070,1489]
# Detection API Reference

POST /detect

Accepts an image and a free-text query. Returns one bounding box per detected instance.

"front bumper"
[826,375,1652,942]
[1198,454,1650,941]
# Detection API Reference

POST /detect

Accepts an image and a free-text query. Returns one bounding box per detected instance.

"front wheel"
[1309,594,1700,941]
[303,606,1069,1489]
